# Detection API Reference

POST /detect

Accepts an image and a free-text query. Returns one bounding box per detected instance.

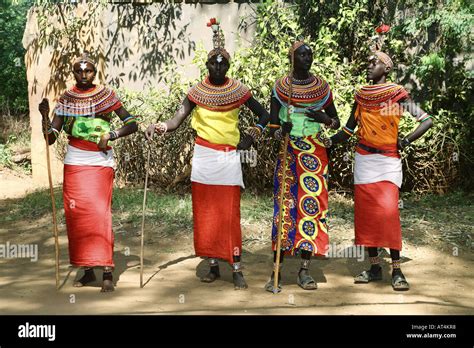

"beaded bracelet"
[108,130,119,140]
[342,126,354,137]
[123,115,137,126]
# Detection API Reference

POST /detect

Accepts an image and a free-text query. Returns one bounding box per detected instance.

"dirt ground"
[0,178,473,315]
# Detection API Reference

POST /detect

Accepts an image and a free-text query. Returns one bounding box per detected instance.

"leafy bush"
[0,0,32,113]
[30,0,474,193]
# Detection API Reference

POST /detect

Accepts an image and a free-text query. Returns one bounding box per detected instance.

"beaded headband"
[289,41,306,57]
[73,52,96,71]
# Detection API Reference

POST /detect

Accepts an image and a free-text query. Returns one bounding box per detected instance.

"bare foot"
[101,272,114,292]
[200,266,220,283]
[100,279,115,292]
[233,271,248,290]
[73,269,96,287]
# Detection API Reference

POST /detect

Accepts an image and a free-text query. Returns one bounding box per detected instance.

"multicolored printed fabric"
[274,74,333,109]
[272,135,329,256]
[187,77,251,112]
[354,82,408,110]
[55,85,122,117]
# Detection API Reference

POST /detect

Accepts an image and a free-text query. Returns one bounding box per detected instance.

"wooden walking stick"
[41,99,60,290]
[140,142,152,288]
[273,45,295,294]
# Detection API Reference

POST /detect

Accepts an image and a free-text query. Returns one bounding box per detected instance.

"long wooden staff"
[140,142,152,288]
[273,46,295,294]
[41,101,60,290]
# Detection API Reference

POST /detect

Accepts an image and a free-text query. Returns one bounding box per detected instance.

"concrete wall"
[23,2,256,185]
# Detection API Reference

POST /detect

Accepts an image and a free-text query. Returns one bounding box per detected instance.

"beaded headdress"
[206,18,230,63]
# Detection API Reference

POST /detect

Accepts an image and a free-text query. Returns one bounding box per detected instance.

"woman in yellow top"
[145,18,269,290]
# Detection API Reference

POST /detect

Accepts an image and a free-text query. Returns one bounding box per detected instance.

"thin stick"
[140,144,151,288]
[273,45,295,294]
[43,117,60,290]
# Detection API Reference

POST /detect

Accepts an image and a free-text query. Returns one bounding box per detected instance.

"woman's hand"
[39,98,50,133]
[144,122,167,141]
[144,124,156,141]
[98,133,111,154]
[305,109,330,124]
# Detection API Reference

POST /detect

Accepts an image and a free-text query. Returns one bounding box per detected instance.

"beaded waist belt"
[357,142,398,154]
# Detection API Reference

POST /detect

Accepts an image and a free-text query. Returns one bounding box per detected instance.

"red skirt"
[354,181,402,250]
[63,164,114,267]
[192,182,241,264]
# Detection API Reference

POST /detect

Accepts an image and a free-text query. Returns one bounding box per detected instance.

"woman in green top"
[265,41,340,292]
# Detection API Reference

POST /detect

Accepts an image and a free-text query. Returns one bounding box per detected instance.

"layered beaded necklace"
[274,74,332,110]
[188,76,251,112]
[355,82,408,110]
[55,85,121,117]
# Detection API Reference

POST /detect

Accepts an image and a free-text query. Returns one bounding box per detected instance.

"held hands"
[237,134,254,150]
[305,109,338,129]
[144,122,167,141]
[305,109,329,124]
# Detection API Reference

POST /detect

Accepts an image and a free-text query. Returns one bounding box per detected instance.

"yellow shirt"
[191,106,240,146]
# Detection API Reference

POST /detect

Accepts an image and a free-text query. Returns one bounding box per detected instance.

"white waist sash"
[354,152,402,188]
[64,144,115,168]
[191,143,244,188]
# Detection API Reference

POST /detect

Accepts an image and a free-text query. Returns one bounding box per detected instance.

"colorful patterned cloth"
[272,134,329,256]
[188,77,251,112]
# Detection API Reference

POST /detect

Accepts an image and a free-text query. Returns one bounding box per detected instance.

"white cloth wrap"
[191,143,244,188]
[354,152,402,188]
[64,144,115,168]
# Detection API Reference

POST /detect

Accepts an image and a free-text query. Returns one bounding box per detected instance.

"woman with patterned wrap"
[145,18,270,290]
[265,41,340,292]
[329,48,434,291]
[39,53,138,292]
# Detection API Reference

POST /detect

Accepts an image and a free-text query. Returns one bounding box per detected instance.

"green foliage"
[11,0,471,193]
[0,0,32,113]
[102,0,472,193]
[0,142,14,168]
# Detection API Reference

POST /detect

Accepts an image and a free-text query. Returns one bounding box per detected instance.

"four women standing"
[40,22,433,293]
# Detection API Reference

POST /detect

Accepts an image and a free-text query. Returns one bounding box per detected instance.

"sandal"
[392,273,410,291]
[264,273,282,293]
[297,271,317,290]
[354,268,382,284]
